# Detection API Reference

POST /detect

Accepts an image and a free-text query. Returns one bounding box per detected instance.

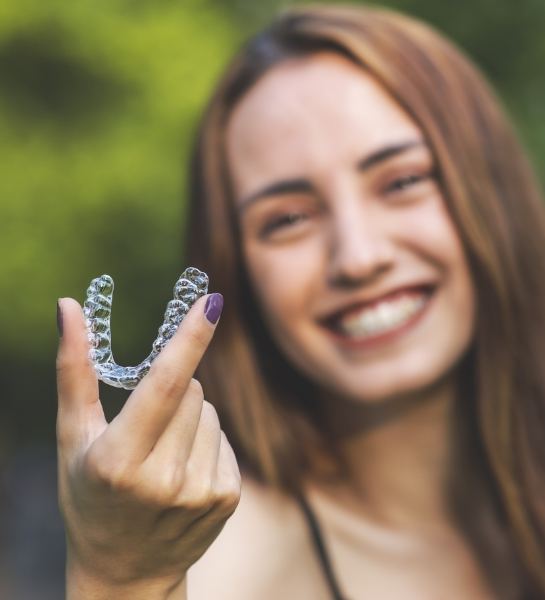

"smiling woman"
[184,5,545,599]
[57,4,545,600]
[225,55,475,410]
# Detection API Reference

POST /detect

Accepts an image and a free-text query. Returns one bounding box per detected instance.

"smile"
[323,286,435,348]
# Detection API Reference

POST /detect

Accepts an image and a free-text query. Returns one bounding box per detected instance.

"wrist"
[66,559,187,600]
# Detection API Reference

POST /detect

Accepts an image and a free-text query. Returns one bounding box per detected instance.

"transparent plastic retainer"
[84,267,208,390]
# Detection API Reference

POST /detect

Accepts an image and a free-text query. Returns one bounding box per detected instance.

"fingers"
[177,428,241,530]
[139,388,239,521]
[184,400,223,487]
[143,378,205,475]
[105,293,223,461]
[118,399,227,517]
[172,402,238,513]
[56,298,104,450]
[215,431,241,498]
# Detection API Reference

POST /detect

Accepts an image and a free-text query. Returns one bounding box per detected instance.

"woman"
[56,5,545,599]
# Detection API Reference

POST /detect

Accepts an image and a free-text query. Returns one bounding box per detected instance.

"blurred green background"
[0,0,544,595]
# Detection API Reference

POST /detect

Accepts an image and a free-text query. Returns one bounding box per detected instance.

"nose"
[326,207,395,288]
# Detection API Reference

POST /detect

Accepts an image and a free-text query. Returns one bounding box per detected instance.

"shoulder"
[187,474,318,599]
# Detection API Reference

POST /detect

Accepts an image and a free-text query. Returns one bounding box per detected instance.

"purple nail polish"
[204,293,223,324]
[57,300,64,337]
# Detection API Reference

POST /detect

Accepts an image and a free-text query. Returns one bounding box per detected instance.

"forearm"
[66,562,187,600]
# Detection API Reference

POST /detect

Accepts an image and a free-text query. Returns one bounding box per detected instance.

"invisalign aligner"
[84,267,208,390]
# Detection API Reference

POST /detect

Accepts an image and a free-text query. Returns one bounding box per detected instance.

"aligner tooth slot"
[90,348,111,364]
[90,318,108,333]
[159,324,177,339]
[94,306,110,318]
[95,294,111,307]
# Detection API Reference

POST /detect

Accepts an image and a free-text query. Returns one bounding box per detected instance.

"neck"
[319,375,458,532]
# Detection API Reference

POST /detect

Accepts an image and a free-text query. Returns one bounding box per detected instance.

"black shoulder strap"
[295,494,349,600]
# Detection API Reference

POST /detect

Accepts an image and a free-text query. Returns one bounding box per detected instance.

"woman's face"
[226,53,475,404]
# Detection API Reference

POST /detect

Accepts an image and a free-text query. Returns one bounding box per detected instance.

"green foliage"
[0,0,240,363]
[1,0,544,442]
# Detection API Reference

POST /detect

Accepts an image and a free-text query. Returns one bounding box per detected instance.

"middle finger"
[100,293,222,462]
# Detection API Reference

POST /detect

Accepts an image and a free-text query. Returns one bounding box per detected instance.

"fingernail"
[204,293,223,324]
[57,300,64,337]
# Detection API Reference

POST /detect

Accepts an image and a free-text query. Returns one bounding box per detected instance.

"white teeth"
[336,293,428,338]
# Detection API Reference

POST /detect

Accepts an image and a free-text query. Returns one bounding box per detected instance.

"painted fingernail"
[57,300,64,337]
[204,293,223,324]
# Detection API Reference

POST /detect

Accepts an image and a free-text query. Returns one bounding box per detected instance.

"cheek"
[402,199,456,247]
[418,206,476,328]
[399,201,476,332]
[244,239,323,326]
[406,201,469,275]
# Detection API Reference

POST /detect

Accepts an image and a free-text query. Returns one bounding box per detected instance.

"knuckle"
[155,465,187,501]
[213,484,241,516]
[178,487,214,513]
[143,478,179,507]
[151,365,187,400]
[84,448,133,492]
[214,467,241,515]
[175,466,214,512]
[183,459,210,489]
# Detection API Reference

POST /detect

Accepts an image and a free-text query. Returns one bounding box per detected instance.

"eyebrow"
[237,138,425,214]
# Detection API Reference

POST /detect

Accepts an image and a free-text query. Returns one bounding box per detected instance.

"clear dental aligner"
[84,267,209,390]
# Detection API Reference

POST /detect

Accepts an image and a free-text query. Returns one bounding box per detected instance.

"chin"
[318,355,459,407]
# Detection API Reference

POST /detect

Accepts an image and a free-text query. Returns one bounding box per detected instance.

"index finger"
[103,292,223,460]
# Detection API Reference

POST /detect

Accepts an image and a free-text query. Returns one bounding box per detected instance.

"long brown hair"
[185,5,545,596]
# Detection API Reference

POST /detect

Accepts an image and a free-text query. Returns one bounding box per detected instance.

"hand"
[56,294,240,597]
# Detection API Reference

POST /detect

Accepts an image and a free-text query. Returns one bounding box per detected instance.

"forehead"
[226,53,423,197]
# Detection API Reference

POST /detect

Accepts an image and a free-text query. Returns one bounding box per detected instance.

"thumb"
[56,298,104,449]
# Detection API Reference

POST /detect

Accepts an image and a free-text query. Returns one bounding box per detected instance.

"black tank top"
[296,495,350,600]
[297,497,536,600]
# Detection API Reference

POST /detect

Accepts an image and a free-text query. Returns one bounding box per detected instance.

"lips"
[320,283,436,330]
[317,284,437,352]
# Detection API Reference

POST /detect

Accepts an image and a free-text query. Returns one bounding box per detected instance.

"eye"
[384,170,436,195]
[259,211,309,238]
[386,174,425,192]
